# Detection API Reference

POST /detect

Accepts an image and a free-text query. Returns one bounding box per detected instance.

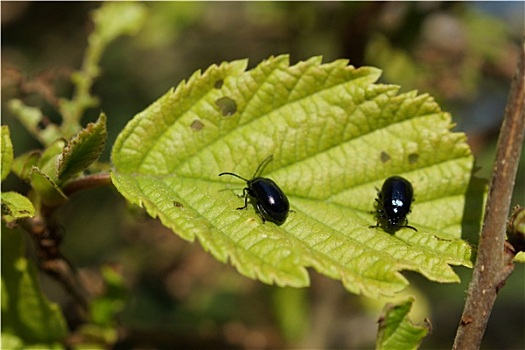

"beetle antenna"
[253,155,273,177]
[219,172,249,182]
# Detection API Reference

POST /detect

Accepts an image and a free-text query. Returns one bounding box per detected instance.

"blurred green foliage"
[1,2,523,349]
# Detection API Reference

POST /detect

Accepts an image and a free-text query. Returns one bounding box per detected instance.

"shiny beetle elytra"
[219,155,290,225]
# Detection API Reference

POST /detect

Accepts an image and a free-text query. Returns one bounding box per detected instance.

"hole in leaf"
[190,119,204,131]
[37,119,47,130]
[408,153,419,164]
[380,151,391,163]
[215,96,237,117]
[2,204,12,215]
[214,79,224,89]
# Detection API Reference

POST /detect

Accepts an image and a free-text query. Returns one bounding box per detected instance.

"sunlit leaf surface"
[111,55,475,298]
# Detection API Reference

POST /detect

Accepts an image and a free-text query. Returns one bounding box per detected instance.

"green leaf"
[272,287,309,342]
[38,139,66,180]
[111,55,475,298]
[57,113,107,181]
[12,151,41,181]
[376,298,429,350]
[1,227,67,345]
[91,2,147,44]
[1,192,35,223]
[30,167,67,207]
[1,332,24,350]
[508,205,525,262]
[7,99,62,147]
[90,265,126,328]
[1,125,14,181]
[30,140,68,206]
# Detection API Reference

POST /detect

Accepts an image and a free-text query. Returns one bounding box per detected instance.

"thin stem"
[453,35,525,349]
[21,212,89,319]
[62,173,112,197]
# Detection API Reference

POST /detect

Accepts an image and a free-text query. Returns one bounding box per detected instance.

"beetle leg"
[400,218,417,232]
[402,218,418,231]
[236,188,249,210]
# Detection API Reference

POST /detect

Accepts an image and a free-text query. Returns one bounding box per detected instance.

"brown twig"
[18,173,113,323]
[22,211,90,319]
[453,35,525,349]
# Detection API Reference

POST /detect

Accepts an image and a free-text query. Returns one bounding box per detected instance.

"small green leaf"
[272,287,309,342]
[111,55,476,298]
[1,192,35,223]
[28,140,68,206]
[1,125,14,181]
[57,113,107,181]
[91,2,147,43]
[12,151,41,181]
[1,228,67,345]
[89,265,126,328]
[508,205,525,261]
[1,332,24,350]
[30,167,67,207]
[38,139,66,180]
[7,99,62,146]
[376,298,429,350]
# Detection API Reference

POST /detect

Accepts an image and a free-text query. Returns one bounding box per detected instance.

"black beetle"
[371,175,417,232]
[219,155,290,225]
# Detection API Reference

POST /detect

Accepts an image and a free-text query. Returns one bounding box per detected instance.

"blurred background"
[2,2,524,349]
